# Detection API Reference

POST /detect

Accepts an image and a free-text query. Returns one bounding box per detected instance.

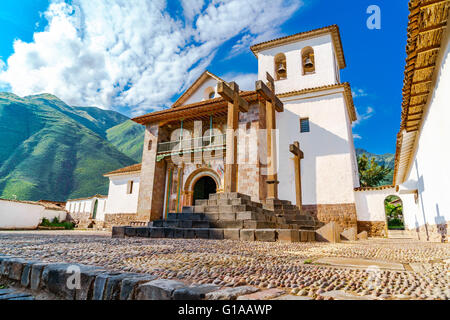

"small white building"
[0,199,67,230]
[102,163,141,227]
[66,194,107,228]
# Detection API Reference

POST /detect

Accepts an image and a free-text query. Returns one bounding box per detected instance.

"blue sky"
[0,0,409,155]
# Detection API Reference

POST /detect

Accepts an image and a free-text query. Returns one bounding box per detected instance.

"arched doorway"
[384,195,404,230]
[193,176,217,203]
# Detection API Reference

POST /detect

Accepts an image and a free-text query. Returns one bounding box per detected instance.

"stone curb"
[0,254,262,300]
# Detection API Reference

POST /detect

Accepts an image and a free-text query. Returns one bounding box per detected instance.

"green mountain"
[356,148,395,186]
[107,120,145,162]
[0,92,140,202]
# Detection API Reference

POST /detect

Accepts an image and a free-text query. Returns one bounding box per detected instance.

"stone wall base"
[103,213,138,229]
[404,221,449,243]
[357,221,386,238]
[302,203,357,230]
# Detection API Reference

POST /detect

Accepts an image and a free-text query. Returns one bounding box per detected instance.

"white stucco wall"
[277,89,358,206]
[182,77,220,106]
[66,197,107,221]
[105,173,140,214]
[399,35,450,230]
[257,34,340,94]
[355,189,396,222]
[0,199,66,229]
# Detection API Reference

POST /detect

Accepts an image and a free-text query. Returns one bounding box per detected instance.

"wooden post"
[289,141,304,209]
[256,72,284,200]
[217,81,249,193]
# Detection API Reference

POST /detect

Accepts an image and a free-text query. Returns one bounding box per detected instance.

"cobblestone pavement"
[0,231,448,300]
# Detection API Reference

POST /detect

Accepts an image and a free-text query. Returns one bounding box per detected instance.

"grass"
[304,259,313,264]
[0,284,6,289]
[39,217,75,230]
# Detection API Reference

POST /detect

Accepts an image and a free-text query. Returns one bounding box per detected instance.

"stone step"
[181,206,194,214]
[209,192,251,201]
[117,226,317,242]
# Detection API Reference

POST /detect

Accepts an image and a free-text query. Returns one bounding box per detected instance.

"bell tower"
[251,25,345,94]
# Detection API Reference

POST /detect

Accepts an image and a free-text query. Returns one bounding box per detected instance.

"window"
[300,118,310,133]
[127,180,134,194]
[205,87,215,100]
[301,47,315,75]
[274,53,287,80]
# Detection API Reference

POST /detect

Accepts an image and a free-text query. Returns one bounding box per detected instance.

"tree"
[357,154,392,187]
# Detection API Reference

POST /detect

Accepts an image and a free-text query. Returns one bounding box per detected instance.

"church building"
[104,25,361,232]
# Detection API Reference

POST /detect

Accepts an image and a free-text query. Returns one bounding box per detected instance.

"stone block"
[211,220,244,229]
[236,212,257,220]
[164,227,175,238]
[315,222,341,243]
[223,229,240,240]
[277,229,299,243]
[308,231,316,242]
[341,227,357,241]
[240,229,255,241]
[41,263,77,299]
[20,260,39,288]
[180,220,193,228]
[299,231,308,242]
[183,229,195,239]
[255,229,276,242]
[205,286,259,300]
[102,273,142,300]
[8,258,26,281]
[135,227,150,238]
[219,212,236,220]
[124,227,137,237]
[112,226,125,238]
[195,228,210,239]
[76,265,108,300]
[209,229,224,240]
[30,262,50,290]
[150,227,165,238]
[173,284,221,300]
[174,228,184,239]
[204,213,219,221]
[135,279,187,300]
[120,275,157,300]
[357,231,368,240]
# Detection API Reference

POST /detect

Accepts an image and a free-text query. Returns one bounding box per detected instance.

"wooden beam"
[255,80,284,112]
[217,81,249,112]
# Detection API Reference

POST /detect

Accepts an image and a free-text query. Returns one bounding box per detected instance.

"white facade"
[257,34,341,94]
[354,188,396,222]
[277,89,358,206]
[105,173,140,214]
[66,195,107,221]
[398,33,450,232]
[0,199,66,230]
[182,77,220,106]
[256,32,358,206]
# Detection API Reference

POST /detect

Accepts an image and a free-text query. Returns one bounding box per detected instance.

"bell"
[276,63,286,77]
[304,56,314,69]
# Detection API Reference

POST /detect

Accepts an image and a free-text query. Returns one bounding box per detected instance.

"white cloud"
[0,0,302,115]
[222,72,257,91]
[353,106,374,127]
[353,133,362,140]
[352,88,368,98]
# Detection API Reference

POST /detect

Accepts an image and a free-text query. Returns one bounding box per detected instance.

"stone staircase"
[114,192,323,242]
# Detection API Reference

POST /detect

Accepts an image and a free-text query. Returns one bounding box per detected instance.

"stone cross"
[256,72,283,199]
[289,141,304,208]
[217,81,249,193]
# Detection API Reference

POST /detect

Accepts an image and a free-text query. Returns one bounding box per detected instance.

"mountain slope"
[106,120,145,162]
[0,93,137,201]
[356,148,395,186]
